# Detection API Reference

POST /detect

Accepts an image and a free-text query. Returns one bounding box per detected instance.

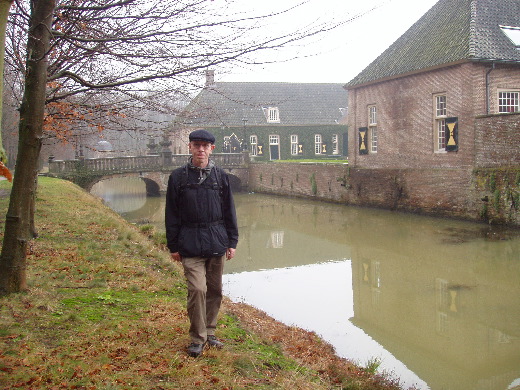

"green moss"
[489,172,497,192]
[480,203,488,221]
[310,173,317,195]
[493,189,501,213]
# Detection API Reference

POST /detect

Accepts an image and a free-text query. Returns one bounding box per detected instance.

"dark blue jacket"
[165,164,238,257]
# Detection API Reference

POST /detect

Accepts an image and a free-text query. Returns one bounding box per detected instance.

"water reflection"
[91,177,148,214]
[92,179,520,390]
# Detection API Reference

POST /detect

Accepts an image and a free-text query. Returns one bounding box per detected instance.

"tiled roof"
[177,82,348,127]
[346,0,520,88]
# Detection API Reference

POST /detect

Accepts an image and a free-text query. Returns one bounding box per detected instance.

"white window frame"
[269,134,280,160]
[434,94,447,152]
[269,231,285,248]
[250,134,258,156]
[498,90,520,113]
[290,134,298,156]
[500,25,520,47]
[332,134,339,155]
[314,134,322,155]
[267,107,280,123]
[368,105,378,153]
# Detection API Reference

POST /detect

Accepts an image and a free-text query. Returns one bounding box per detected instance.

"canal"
[91,177,520,390]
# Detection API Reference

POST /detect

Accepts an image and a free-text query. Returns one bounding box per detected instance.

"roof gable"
[346,0,520,88]
[178,82,348,127]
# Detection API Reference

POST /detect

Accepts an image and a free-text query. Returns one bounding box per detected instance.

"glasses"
[191,142,212,150]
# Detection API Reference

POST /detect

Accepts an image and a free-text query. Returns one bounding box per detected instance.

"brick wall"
[248,163,520,226]
[475,112,520,167]
[346,62,520,171]
[347,63,479,169]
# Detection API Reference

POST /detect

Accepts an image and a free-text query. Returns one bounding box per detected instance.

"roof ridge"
[346,0,520,88]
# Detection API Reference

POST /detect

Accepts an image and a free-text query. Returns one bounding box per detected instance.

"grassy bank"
[0,177,410,390]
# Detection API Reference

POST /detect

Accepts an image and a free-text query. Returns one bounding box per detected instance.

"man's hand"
[171,252,182,262]
[226,248,235,260]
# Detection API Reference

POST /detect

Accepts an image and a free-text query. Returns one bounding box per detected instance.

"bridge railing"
[170,154,246,167]
[48,152,247,174]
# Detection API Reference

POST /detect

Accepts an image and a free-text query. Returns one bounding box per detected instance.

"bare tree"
[0,0,14,168]
[0,0,344,293]
[0,0,55,293]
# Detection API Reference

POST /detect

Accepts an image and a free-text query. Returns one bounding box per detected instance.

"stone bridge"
[47,152,250,195]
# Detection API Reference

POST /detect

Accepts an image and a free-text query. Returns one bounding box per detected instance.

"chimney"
[205,69,215,87]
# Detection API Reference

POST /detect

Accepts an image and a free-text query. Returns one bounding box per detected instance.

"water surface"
[91,178,520,390]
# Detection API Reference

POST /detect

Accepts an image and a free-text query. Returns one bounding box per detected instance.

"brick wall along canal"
[92,177,520,390]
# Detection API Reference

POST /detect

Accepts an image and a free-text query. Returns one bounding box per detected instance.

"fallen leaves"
[0,161,12,182]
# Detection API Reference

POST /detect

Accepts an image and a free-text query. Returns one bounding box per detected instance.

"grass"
[273,159,348,164]
[0,176,411,390]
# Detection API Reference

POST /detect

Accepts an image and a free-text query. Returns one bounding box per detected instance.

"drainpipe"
[485,62,495,114]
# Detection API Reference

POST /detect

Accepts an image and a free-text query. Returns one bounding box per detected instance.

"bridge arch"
[87,172,164,196]
[141,178,161,197]
[83,170,244,195]
[226,172,242,192]
[48,153,249,193]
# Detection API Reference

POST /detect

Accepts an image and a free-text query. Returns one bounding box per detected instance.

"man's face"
[189,141,215,167]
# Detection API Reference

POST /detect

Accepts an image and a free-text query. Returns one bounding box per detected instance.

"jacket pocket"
[209,224,228,256]
[178,227,200,257]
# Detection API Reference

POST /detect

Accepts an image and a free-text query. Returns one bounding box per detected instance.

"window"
[498,90,520,113]
[371,261,381,306]
[266,107,280,123]
[368,105,377,153]
[500,25,520,47]
[434,94,447,152]
[250,135,258,156]
[268,231,285,248]
[269,134,280,160]
[332,134,339,155]
[291,135,298,155]
[223,136,231,153]
[314,134,322,154]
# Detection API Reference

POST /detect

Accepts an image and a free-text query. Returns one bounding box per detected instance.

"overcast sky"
[219,0,440,84]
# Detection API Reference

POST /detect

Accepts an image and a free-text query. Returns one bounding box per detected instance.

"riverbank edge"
[0,177,409,390]
[248,163,520,226]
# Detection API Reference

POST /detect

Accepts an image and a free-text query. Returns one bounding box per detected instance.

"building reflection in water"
[350,226,520,390]
[227,193,520,390]
[93,181,520,390]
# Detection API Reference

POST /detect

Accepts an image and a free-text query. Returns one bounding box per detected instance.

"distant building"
[172,71,348,161]
[345,0,520,169]
[94,140,114,158]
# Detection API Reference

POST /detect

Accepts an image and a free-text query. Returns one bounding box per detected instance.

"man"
[165,129,238,358]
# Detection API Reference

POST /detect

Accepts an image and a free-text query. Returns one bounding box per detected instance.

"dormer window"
[265,107,280,123]
[500,25,520,47]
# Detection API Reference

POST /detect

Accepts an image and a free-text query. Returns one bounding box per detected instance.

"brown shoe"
[207,335,224,349]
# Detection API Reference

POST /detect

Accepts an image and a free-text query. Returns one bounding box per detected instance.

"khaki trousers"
[182,256,225,344]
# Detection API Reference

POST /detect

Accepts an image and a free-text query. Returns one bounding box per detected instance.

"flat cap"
[189,129,215,144]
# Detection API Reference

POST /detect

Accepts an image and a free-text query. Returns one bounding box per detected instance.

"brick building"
[249,0,520,225]
[172,71,348,161]
[345,0,520,170]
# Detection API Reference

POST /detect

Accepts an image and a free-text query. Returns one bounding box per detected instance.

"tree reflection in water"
[93,180,520,390]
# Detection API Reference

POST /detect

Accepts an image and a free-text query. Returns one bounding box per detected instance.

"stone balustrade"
[48,153,247,175]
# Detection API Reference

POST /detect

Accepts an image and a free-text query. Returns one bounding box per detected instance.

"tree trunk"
[0,0,56,294]
[0,0,14,163]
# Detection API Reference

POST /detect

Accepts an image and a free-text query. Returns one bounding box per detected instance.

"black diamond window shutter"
[359,127,368,155]
[445,117,458,152]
